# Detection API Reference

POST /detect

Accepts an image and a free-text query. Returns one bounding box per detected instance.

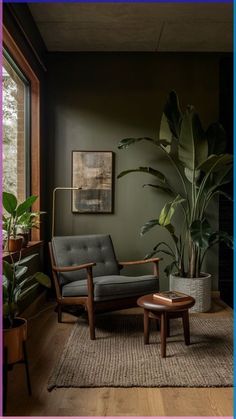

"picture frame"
[72,150,114,213]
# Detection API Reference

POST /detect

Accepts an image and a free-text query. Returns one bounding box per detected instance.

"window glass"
[2,54,30,201]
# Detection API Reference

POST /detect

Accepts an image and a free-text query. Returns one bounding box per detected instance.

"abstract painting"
[72,151,114,213]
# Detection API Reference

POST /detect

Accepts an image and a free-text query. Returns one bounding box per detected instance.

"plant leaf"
[164,261,178,277]
[15,254,37,266]
[206,122,227,155]
[33,272,51,288]
[15,266,28,280]
[140,219,159,236]
[178,107,208,171]
[3,261,14,282]
[159,195,185,226]
[190,219,213,249]
[117,167,167,183]
[209,231,233,249]
[161,91,182,139]
[16,195,38,217]
[3,192,17,216]
[142,184,174,195]
[197,154,233,173]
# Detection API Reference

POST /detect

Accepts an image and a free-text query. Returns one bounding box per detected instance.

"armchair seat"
[62,275,158,301]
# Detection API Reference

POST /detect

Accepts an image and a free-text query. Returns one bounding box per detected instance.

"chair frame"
[49,242,161,340]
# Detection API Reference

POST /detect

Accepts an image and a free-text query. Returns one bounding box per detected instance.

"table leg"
[160,312,167,358]
[182,310,190,345]
[144,309,150,344]
[167,317,170,337]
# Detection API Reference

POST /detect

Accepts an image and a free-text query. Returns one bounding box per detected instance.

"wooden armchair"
[49,234,161,340]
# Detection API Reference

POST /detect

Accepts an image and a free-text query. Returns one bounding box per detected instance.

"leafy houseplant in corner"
[118,91,233,312]
[3,255,51,364]
[3,192,44,250]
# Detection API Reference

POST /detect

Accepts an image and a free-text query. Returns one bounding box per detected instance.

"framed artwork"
[72,150,114,213]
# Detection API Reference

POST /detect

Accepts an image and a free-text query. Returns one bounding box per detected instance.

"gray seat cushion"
[62,275,159,301]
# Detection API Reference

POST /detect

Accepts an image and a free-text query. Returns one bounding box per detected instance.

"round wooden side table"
[137,293,195,358]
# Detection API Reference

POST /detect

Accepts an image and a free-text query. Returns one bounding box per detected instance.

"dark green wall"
[47,52,220,289]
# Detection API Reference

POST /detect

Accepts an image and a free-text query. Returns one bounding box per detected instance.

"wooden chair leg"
[87,304,95,340]
[58,304,62,323]
[144,309,150,344]
[23,341,32,396]
[182,310,190,345]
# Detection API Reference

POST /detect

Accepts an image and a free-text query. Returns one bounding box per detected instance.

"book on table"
[153,290,190,303]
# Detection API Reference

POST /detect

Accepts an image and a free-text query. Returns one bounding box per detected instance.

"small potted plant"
[3,192,43,251]
[118,91,233,312]
[3,255,51,364]
[17,211,45,247]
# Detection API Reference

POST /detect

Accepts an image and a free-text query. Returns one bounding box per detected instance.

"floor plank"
[6,297,233,416]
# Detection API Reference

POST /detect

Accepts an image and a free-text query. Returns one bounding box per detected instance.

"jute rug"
[48,314,233,390]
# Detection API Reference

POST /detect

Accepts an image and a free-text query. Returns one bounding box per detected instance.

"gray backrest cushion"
[52,235,120,285]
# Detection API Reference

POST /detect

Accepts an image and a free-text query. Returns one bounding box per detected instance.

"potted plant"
[3,255,51,364]
[118,91,233,312]
[17,211,45,247]
[3,192,44,251]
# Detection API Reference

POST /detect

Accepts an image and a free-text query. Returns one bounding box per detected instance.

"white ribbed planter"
[169,273,212,313]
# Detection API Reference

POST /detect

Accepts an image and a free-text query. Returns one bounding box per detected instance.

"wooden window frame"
[3,25,41,241]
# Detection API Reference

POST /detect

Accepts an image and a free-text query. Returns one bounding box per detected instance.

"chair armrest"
[52,262,96,273]
[119,257,162,267]
[119,257,161,277]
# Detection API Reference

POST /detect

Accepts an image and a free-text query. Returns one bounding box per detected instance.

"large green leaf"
[3,260,14,282]
[15,254,37,266]
[140,219,159,236]
[162,91,182,139]
[178,107,208,171]
[197,154,233,173]
[16,195,38,217]
[209,231,233,249]
[159,195,185,226]
[190,219,213,249]
[3,192,17,216]
[213,165,233,186]
[117,167,167,183]
[118,137,169,150]
[142,184,174,195]
[206,122,226,155]
[164,261,179,277]
[16,283,39,302]
[15,266,28,281]
[34,272,51,288]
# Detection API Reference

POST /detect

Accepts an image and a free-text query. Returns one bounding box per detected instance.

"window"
[3,26,41,241]
[3,52,30,201]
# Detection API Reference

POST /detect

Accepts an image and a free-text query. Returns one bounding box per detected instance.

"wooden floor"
[6,297,233,416]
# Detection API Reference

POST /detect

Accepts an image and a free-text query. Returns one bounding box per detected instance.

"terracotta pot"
[7,236,23,253]
[3,318,27,364]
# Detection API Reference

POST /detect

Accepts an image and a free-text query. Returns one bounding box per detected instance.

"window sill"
[3,241,43,262]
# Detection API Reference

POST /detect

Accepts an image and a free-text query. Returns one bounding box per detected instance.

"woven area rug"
[48,314,233,390]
